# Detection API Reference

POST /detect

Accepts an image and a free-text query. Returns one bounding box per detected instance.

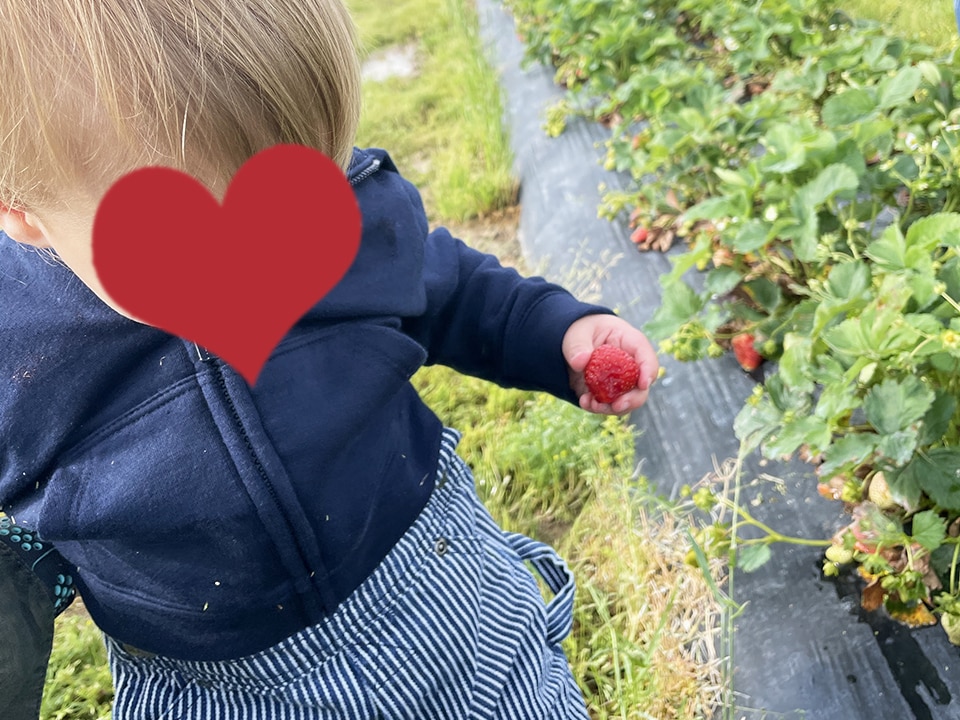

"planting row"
[507,0,960,639]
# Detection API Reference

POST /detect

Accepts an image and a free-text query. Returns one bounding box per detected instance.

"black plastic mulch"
[475,1,960,717]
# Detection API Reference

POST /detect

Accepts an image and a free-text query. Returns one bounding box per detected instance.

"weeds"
[351,0,516,221]
[41,611,112,720]
[842,1,958,52]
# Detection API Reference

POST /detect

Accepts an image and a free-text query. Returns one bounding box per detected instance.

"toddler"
[0,1,659,717]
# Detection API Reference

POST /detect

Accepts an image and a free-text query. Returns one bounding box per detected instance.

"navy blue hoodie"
[0,148,610,661]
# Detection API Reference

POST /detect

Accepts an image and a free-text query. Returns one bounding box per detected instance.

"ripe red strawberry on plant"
[731,333,762,372]
[584,345,641,403]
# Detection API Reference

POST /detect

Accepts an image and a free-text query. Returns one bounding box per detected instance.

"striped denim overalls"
[106,429,590,719]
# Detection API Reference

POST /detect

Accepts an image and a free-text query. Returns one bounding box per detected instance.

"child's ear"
[0,204,50,247]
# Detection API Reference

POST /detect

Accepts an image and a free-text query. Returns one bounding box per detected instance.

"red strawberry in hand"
[584,345,641,404]
[731,333,762,372]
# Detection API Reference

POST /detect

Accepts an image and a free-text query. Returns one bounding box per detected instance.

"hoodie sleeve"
[401,226,614,404]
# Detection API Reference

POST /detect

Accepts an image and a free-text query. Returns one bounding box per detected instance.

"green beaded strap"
[0,514,75,615]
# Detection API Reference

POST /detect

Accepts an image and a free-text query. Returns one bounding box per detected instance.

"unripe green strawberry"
[867,471,898,511]
[825,544,854,565]
[943,612,960,645]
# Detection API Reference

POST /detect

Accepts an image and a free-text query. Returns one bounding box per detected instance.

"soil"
[360,43,419,83]
[442,204,524,270]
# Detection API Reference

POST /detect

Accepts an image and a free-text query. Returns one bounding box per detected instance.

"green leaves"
[911,510,947,552]
[822,89,877,127]
[820,67,921,127]
[731,219,769,253]
[893,449,960,512]
[865,216,960,273]
[761,124,807,174]
[737,544,772,573]
[864,377,934,436]
[643,281,705,341]
[826,261,871,301]
[513,0,960,639]
[877,66,922,110]
[795,164,859,209]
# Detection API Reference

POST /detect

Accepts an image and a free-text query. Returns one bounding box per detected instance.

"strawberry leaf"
[764,415,832,459]
[778,333,813,391]
[818,432,880,477]
[904,213,960,255]
[877,66,922,110]
[886,461,923,511]
[644,282,704,341]
[731,218,769,253]
[795,163,859,209]
[737,544,772,573]
[734,397,782,453]
[863,376,935,436]
[893,449,960,512]
[920,394,957,446]
[876,428,921,466]
[760,124,806,174]
[743,277,782,313]
[705,266,742,296]
[866,224,909,271]
[911,510,946,552]
[826,261,871,301]
[821,88,877,127]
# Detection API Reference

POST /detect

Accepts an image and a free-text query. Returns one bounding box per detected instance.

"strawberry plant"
[508,0,960,642]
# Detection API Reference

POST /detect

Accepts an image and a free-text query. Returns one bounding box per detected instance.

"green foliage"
[413,365,632,537]
[507,0,960,641]
[350,0,516,222]
[842,0,958,52]
[41,613,112,720]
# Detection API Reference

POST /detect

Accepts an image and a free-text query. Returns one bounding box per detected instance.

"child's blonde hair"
[0,0,362,211]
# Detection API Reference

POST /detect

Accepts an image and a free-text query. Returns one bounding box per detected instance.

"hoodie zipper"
[348,156,381,187]
[180,151,382,611]
[187,342,330,613]
[189,153,381,529]
[211,360,332,611]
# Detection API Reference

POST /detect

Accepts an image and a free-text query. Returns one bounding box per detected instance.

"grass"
[40,611,111,720]
[840,0,959,52]
[350,0,517,221]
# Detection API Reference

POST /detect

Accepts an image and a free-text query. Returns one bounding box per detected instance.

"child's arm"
[402,227,658,413]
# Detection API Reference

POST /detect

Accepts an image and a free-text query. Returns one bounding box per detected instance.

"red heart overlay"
[93,145,361,385]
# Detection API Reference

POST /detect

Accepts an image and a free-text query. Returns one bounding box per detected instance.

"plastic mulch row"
[475,1,960,717]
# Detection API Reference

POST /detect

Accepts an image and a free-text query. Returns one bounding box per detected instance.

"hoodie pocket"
[39,375,292,616]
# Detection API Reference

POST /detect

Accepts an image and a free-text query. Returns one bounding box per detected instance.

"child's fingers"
[579,386,650,415]
[617,334,659,391]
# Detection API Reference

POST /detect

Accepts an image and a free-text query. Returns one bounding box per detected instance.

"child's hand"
[562,314,660,415]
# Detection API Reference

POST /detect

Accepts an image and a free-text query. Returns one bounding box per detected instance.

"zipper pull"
[188,340,216,363]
